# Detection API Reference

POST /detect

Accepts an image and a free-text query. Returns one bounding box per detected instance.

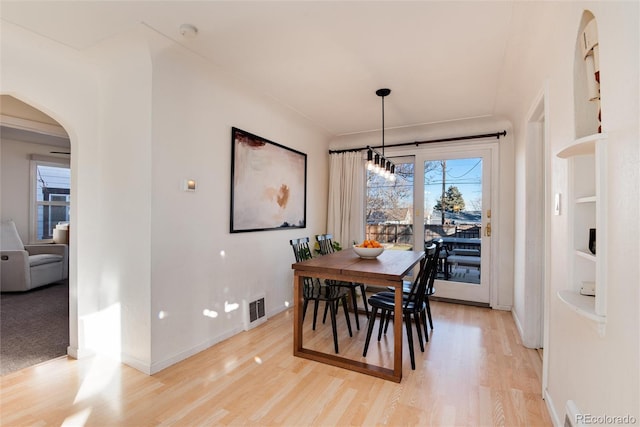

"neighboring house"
[0,2,637,425]
[366,207,411,225]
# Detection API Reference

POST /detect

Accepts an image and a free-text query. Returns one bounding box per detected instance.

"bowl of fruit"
[353,240,384,259]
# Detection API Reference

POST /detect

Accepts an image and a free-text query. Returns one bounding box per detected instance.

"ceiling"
[1,1,515,137]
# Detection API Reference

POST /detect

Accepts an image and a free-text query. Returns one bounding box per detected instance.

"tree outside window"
[366,161,414,246]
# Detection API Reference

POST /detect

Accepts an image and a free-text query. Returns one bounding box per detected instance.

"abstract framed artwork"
[230,127,307,233]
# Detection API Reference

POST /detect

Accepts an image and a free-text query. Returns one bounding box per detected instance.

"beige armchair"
[1,220,68,292]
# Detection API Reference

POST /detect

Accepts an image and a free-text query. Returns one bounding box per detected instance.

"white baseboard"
[122,354,152,375]
[70,303,293,376]
[149,325,244,374]
[511,309,525,342]
[148,304,290,374]
[267,304,288,318]
[511,307,541,349]
[67,345,94,360]
[544,388,562,427]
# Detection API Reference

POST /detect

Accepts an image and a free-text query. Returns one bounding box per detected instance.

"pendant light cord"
[381,94,385,157]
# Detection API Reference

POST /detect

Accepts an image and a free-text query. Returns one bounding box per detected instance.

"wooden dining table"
[291,247,425,382]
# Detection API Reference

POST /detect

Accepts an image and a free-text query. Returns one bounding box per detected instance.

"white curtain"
[327,151,365,247]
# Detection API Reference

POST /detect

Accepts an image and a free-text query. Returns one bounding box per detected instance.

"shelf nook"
[557,11,607,335]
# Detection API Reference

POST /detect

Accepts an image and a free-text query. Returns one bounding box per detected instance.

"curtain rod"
[328,130,507,154]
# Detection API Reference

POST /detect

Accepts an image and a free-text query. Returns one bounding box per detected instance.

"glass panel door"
[419,150,492,304]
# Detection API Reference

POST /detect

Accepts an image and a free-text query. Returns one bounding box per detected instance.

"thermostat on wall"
[183,179,197,192]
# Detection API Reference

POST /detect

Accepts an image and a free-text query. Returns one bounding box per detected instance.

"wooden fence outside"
[365,223,481,247]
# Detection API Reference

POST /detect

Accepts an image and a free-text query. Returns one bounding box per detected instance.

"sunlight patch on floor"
[61,407,92,427]
[73,356,120,405]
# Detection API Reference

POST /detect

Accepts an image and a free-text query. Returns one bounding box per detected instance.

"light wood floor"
[0,300,551,426]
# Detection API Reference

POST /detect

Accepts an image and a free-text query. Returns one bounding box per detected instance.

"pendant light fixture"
[366,88,395,181]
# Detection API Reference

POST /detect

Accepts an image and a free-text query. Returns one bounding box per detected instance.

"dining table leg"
[293,272,304,355]
[393,281,403,380]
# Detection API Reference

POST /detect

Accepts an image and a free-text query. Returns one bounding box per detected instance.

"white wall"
[1,22,330,374]
[329,116,516,310]
[496,2,639,423]
[82,28,155,369]
[147,37,330,371]
[511,99,546,349]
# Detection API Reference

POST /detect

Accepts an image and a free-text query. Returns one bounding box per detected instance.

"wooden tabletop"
[292,248,425,284]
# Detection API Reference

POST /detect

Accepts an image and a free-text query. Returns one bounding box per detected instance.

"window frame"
[29,155,71,243]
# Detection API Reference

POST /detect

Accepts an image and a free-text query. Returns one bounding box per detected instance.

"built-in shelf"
[557,133,607,158]
[559,14,607,337]
[576,250,596,262]
[576,196,596,203]
[557,131,607,333]
[557,290,606,336]
[557,290,602,321]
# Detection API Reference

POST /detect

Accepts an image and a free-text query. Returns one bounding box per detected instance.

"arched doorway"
[0,95,73,374]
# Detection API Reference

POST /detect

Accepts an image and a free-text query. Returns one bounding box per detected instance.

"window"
[31,157,70,242]
[365,158,414,249]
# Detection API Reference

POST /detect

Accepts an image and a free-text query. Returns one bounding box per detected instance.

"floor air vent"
[244,295,267,330]
[564,400,584,427]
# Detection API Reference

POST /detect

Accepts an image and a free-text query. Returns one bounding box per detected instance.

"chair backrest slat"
[290,237,312,262]
[315,234,335,255]
[290,237,319,290]
[404,242,438,310]
[426,239,443,295]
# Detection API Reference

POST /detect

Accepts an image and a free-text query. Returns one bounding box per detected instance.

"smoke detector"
[179,24,198,38]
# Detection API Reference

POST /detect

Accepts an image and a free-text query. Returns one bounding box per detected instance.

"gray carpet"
[0,280,69,375]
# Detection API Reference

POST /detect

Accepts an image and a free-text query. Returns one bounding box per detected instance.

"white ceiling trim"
[0,114,69,138]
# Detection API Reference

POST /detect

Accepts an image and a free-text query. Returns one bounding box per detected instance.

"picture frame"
[230,127,307,233]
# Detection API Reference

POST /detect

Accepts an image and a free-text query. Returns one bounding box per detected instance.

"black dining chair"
[289,237,353,354]
[316,234,370,330]
[362,242,438,370]
[423,241,441,331]
[381,238,442,336]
